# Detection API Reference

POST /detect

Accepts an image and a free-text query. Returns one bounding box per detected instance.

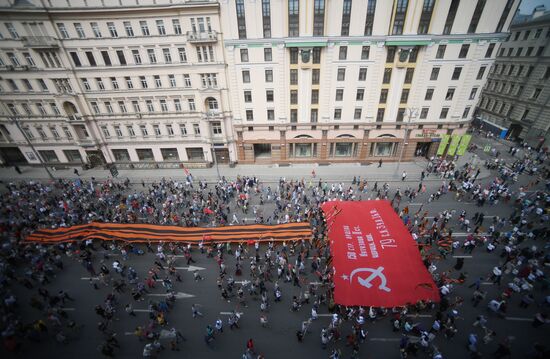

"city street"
[3,133,550,359]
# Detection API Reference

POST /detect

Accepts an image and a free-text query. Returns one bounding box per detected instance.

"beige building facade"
[221,0,519,164]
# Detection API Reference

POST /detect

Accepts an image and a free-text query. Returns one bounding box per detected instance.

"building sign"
[415,129,442,138]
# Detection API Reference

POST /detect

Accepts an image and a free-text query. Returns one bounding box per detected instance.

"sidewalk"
[0,151,491,184]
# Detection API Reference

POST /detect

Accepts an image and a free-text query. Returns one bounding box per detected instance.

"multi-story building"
[221,0,519,164]
[478,6,550,147]
[0,0,235,167]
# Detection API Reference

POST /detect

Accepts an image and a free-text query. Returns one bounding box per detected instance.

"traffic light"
[110,165,119,178]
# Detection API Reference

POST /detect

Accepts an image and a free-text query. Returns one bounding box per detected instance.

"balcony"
[21,36,59,48]
[66,115,84,122]
[187,31,218,43]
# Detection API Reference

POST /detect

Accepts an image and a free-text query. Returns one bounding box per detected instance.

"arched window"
[294,134,313,139]
[336,134,355,138]
[63,101,78,115]
[206,97,218,110]
[377,134,396,138]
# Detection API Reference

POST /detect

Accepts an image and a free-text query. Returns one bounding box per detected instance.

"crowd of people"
[0,133,549,358]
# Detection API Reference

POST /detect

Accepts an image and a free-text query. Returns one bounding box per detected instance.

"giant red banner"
[322,201,439,307]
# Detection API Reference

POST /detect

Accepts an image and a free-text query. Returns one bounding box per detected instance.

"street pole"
[11,117,55,180]
[208,147,221,180]
[394,107,418,177]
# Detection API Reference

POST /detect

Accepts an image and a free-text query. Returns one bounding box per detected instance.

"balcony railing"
[187,31,218,43]
[21,36,59,48]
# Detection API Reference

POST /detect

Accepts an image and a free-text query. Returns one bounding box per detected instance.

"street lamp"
[394,107,419,176]
[205,148,221,180]
[10,117,54,179]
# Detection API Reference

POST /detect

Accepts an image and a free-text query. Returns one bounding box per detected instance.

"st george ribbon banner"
[321,201,439,307]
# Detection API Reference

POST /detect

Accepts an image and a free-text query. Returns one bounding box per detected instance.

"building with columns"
[478,5,550,148]
[0,0,235,168]
[0,0,520,167]
[220,0,519,163]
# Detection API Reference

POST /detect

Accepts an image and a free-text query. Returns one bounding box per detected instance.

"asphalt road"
[5,135,550,359]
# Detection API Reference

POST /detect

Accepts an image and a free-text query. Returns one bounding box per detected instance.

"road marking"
[452,256,473,259]
[408,203,423,206]
[369,338,401,342]
[235,280,250,284]
[414,314,432,318]
[174,265,206,271]
[133,309,150,313]
[124,332,134,336]
[220,311,244,315]
[309,282,324,286]
[452,233,488,237]
[81,277,100,280]
[481,282,493,286]
[147,292,195,299]
[317,314,334,317]
[505,317,532,322]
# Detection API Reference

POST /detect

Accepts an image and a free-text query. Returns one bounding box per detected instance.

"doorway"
[214,148,229,164]
[415,142,431,158]
[253,144,271,159]
[85,150,106,167]
[0,147,28,165]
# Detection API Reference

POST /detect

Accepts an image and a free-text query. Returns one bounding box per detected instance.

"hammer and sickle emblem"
[349,266,391,292]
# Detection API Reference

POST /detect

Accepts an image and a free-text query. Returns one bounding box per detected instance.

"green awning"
[285,41,327,47]
[385,40,431,46]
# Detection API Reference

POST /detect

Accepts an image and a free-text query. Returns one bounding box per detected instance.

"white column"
[299,67,311,123]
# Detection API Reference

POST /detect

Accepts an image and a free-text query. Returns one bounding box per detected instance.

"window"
[147,49,157,64]
[361,46,370,60]
[127,126,136,137]
[445,88,455,101]
[265,69,273,82]
[146,100,154,112]
[532,88,542,100]
[520,109,529,122]
[543,67,550,80]
[354,108,362,120]
[113,50,126,66]
[337,68,346,81]
[452,67,462,80]
[85,51,97,66]
[242,70,250,83]
[177,48,187,63]
[36,103,46,114]
[526,66,534,77]
[420,107,429,119]
[312,47,321,64]
[264,48,272,62]
[392,0,408,35]
[23,52,36,67]
[107,22,118,37]
[339,46,347,60]
[312,69,320,85]
[99,51,111,66]
[70,52,81,67]
[139,76,148,88]
[290,90,298,105]
[263,109,274,121]
[376,108,385,122]
[91,101,100,114]
[425,88,434,100]
[356,89,364,101]
[308,89,319,104]
[132,50,142,64]
[310,109,318,123]
[200,73,218,88]
[496,0,514,32]
[7,79,19,92]
[469,87,478,100]
[262,0,271,38]
[401,89,410,103]
[73,23,85,38]
[6,52,19,67]
[188,98,196,111]
[404,68,414,84]
[335,89,344,101]
[118,101,127,113]
[104,101,113,113]
[156,20,166,35]
[334,108,342,120]
[81,78,90,91]
[110,77,119,89]
[485,43,495,58]
[383,68,392,84]
[160,100,168,112]
[436,44,446,59]
[123,21,134,37]
[140,125,149,137]
[462,106,471,119]
[459,44,470,58]
[288,0,299,37]
[440,107,449,119]
[266,90,274,102]
[341,0,352,36]
[236,0,247,39]
[95,78,105,90]
[184,74,191,87]
[516,48,523,57]
[154,75,162,88]
[172,19,182,35]
[468,0,486,33]
[57,23,69,38]
[313,0,325,36]
[386,47,396,63]
[179,124,187,136]
[50,127,60,139]
[418,0,435,34]
[161,48,172,63]
[536,47,545,56]
[246,110,254,121]
[101,126,111,138]
[22,103,32,114]
[364,0,376,35]
[244,91,252,103]
[289,69,298,85]
[174,99,182,111]
[240,49,249,62]
[169,74,176,87]
[379,89,388,103]
[430,67,440,80]
[358,68,367,81]
[140,21,150,36]
[477,66,486,80]
[523,30,531,40]
[535,28,543,39]
[396,108,405,122]
[525,47,533,56]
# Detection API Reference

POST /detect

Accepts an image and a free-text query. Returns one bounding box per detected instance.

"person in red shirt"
[246,338,255,353]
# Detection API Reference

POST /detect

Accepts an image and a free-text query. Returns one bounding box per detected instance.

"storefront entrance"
[415,142,432,158]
